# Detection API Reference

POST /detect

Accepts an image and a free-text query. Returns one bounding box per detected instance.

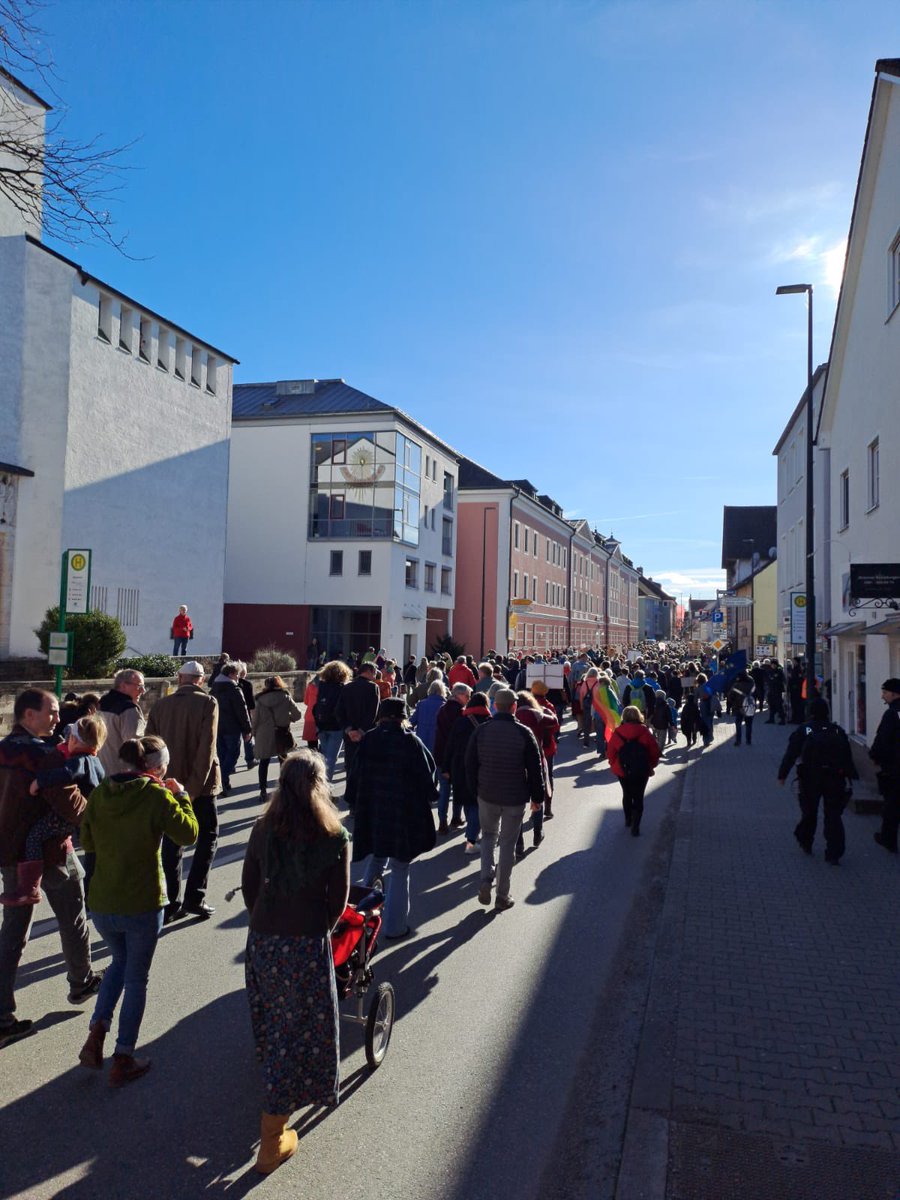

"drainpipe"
[508,488,520,653]
[567,527,575,649]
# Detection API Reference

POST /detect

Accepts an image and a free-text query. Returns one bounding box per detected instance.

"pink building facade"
[455,461,639,657]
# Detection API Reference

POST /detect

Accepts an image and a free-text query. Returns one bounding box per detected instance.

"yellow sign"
[71,553,86,572]
[794,595,807,608]
[712,638,724,651]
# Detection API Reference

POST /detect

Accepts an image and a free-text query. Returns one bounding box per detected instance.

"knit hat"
[882,678,900,694]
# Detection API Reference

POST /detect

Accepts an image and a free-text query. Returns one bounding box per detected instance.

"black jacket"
[335,677,380,733]
[349,723,437,863]
[211,677,251,737]
[465,712,544,808]
[778,718,857,783]
[870,699,900,779]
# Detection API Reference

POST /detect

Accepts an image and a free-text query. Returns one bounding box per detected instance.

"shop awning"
[822,620,866,637]
[863,615,900,635]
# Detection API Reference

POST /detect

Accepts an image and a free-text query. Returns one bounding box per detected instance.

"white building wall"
[225,414,457,658]
[823,78,900,741]
[0,78,45,239]
[0,235,232,659]
[4,238,73,656]
[62,273,231,656]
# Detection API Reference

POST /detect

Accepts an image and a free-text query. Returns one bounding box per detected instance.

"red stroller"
[331,883,395,1068]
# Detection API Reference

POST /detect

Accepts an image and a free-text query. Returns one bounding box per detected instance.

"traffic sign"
[712,638,725,651]
[64,549,92,615]
[712,610,724,623]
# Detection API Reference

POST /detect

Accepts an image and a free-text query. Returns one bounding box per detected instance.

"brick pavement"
[618,710,900,1200]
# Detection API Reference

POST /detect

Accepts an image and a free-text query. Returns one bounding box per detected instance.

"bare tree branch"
[0,0,136,253]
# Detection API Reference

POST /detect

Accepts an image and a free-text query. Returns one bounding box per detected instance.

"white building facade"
[818,60,900,744]
[0,70,236,661]
[772,365,829,666]
[224,381,458,665]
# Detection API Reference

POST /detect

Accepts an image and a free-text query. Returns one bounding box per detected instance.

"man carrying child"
[0,689,104,1049]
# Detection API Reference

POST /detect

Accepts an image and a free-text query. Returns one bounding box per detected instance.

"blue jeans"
[91,909,164,1054]
[217,733,241,784]
[359,856,410,937]
[318,730,343,780]
[173,637,188,656]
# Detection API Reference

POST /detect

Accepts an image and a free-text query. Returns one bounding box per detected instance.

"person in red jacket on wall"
[607,706,661,838]
[171,606,193,657]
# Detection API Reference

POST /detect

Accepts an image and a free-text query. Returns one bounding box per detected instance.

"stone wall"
[0,670,311,728]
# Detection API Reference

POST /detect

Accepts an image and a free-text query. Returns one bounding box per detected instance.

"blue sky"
[26,0,900,600]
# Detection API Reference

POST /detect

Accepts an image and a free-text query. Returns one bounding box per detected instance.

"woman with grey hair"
[78,735,198,1086]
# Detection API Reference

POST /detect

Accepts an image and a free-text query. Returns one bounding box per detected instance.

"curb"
[614,756,696,1200]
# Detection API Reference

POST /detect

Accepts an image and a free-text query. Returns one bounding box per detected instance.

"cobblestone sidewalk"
[618,712,900,1200]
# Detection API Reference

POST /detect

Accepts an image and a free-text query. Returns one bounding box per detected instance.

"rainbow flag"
[591,680,622,744]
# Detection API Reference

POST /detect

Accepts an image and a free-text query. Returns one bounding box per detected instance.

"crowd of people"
[0,640,897,1175]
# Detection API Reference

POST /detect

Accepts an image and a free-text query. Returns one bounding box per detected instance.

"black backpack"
[619,736,650,781]
[651,694,670,730]
[312,680,341,731]
[800,722,849,775]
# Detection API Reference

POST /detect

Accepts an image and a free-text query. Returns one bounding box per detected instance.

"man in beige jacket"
[146,661,220,922]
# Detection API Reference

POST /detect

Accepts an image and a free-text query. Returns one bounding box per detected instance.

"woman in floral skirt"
[241,751,350,1174]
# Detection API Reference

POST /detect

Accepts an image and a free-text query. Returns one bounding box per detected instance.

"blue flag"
[703,650,748,696]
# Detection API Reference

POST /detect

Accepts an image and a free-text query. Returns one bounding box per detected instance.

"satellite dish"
[768,546,777,559]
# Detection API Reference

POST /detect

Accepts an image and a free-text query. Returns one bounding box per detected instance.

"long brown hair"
[264,749,343,842]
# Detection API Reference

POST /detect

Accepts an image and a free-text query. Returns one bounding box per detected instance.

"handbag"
[274,725,295,757]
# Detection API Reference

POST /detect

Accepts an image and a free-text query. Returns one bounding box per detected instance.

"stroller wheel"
[365,982,395,1069]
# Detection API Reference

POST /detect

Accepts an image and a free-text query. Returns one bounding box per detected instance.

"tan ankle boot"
[255,1112,298,1174]
[78,1021,106,1070]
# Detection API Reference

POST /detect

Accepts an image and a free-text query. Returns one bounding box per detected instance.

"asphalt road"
[0,721,686,1200]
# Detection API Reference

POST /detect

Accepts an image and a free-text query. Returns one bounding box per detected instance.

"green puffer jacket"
[81,774,199,914]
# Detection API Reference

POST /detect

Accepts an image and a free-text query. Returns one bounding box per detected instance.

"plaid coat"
[348,722,437,864]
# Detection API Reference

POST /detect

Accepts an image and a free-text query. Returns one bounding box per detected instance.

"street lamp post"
[775,283,815,711]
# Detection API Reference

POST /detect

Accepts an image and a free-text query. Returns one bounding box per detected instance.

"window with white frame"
[330,550,343,576]
[118,304,134,353]
[513,570,519,599]
[533,531,538,558]
[424,563,436,592]
[441,566,451,595]
[839,469,850,529]
[206,355,218,395]
[174,337,187,380]
[157,327,170,371]
[531,574,537,601]
[514,522,520,549]
[405,557,418,588]
[97,294,112,343]
[190,346,202,388]
[890,229,900,312]
[139,315,151,363]
[867,437,879,511]
[524,528,529,554]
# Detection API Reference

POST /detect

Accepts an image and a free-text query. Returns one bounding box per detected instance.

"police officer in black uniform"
[871,677,900,854]
[777,697,857,865]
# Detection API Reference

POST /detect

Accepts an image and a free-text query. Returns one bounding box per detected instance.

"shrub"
[249,645,297,673]
[429,633,466,660]
[36,608,127,679]
[116,654,179,678]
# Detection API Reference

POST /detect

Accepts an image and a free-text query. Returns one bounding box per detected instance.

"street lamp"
[775,282,815,711]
